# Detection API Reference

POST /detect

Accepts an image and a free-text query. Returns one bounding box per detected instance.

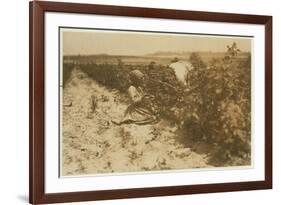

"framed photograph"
[29,1,272,204]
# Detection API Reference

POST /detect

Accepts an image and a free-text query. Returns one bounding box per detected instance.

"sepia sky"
[62,29,252,56]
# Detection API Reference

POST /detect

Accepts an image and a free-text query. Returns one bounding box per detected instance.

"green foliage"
[62,63,75,87]
[183,44,251,165]
[63,43,251,166]
[189,52,207,70]
[63,61,184,119]
[144,64,183,119]
[65,62,132,92]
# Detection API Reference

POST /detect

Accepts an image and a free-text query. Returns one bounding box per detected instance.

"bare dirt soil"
[61,69,211,176]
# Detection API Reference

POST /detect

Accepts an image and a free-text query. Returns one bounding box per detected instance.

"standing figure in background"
[169,57,193,88]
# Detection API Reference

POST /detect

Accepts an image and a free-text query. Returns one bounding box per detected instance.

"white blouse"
[128,86,144,103]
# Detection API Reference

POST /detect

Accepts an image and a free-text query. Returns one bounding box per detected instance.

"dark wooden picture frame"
[29,1,272,204]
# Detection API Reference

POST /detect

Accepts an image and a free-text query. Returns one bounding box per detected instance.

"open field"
[61,48,251,176]
[63,51,250,65]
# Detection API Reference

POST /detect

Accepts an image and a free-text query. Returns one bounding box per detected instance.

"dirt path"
[61,69,211,176]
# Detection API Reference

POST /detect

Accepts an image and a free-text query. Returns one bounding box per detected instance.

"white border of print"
[45,12,265,194]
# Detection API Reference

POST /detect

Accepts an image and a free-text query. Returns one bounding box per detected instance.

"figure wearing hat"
[112,69,158,125]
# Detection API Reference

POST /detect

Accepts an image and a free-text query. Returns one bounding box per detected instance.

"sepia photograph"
[60,28,252,177]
